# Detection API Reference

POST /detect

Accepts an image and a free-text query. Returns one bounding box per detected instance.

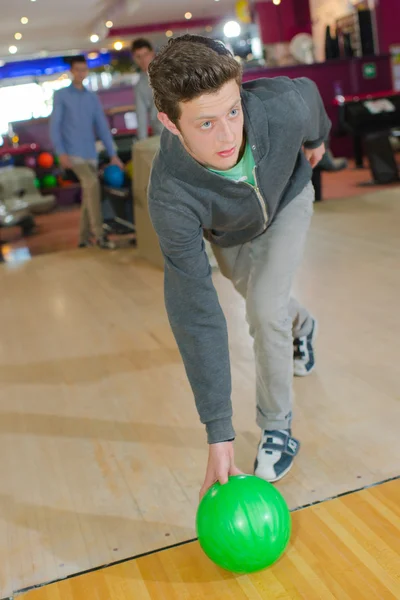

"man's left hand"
[110,155,125,170]
[304,142,325,168]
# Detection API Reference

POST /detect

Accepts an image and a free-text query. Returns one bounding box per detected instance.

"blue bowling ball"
[104,164,125,188]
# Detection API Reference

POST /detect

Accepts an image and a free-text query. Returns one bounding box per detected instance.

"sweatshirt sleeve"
[93,95,116,157]
[149,195,235,444]
[49,91,67,155]
[135,85,149,140]
[292,77,331,149]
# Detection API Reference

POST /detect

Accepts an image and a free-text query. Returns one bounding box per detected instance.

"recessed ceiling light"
[166,30,173,38]
[90,34,100,43]
[9,45,18,54]
[15,33,22,40]
[105,21,113,28]
[21,17,29,24]
[185,12,192,19]
[273,0,281,4]
[114,41,123,50]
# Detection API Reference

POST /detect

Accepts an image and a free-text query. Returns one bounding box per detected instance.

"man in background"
[50,56,124,249]
[131,39,163,140]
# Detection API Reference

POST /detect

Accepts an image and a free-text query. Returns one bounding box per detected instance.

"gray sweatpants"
[212,182,315,432]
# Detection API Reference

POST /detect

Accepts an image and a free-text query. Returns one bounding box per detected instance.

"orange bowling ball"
[38,152,54,168]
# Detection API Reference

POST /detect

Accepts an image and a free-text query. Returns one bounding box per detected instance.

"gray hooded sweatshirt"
[148,76,331,444]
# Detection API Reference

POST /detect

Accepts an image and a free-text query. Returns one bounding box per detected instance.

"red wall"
[255,0,312,45]
[375,0,400,53]
[242,54,393,157]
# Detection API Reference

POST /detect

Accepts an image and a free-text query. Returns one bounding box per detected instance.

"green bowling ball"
[196,475,291,574]
[41,174,57,189]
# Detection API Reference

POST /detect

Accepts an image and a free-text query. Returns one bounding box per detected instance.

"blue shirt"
[50,84,116,160]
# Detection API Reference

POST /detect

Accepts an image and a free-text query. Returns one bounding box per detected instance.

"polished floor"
[17,479,400,600]
[0,186,399,597]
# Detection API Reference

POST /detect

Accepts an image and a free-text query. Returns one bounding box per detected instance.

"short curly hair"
[148,34,242,125]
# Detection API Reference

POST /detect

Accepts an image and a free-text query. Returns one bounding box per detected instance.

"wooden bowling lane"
[16,479,400,600]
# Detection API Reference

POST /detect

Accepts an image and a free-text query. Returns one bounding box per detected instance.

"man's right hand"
[199,441,243,501]
[59,154,73,170]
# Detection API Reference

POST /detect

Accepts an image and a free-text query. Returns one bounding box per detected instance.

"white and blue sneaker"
[293,318,317,377]
[254,429,300,482]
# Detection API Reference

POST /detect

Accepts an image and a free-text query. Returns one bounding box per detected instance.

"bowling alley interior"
[0,1,399,599]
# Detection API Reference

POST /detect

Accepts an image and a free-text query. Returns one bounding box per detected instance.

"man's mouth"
[217,147,236,158]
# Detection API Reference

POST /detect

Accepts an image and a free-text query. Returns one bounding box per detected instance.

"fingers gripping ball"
[196,475,291,574]
[103,164,125,188]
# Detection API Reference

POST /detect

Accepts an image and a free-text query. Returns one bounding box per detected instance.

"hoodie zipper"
[212,157,268,230]
[239,166,268,229]
[253,166,268,227]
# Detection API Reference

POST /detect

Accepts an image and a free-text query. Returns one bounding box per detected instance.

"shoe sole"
[294,319,318,377]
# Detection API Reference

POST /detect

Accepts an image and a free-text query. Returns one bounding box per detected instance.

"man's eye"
[201,121,212,130]
[230,109,239,117]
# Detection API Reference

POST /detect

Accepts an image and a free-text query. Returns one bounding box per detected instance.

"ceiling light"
[31,0,37,2]
[205,26,213,32]
[223,21,241,38]
[9,46,18,54]
[15,33,22,40]
[88,52,99,60]
[113,41,123,50]
[166,30,173,38]
[105,21,113,28]
[90,34,99,43]
[185,12,192,19]
[21,17,29,24]
[273,0,281,4]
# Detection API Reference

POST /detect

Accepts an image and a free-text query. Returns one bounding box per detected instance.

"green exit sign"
[363,63,377,79]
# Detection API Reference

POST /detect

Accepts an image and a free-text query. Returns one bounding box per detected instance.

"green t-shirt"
[209,142,255,186]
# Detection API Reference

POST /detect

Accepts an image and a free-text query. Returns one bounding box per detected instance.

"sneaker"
[78,241,93,248]
[254,429,300,482]
[97,236,117,250]
[293,318,317,377]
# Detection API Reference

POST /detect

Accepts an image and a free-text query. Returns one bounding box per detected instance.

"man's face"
[160,80,244,171]
[71,62,89,85]
[133,46,155,72]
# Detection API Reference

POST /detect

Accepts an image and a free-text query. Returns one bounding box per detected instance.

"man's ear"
[158,112,180,136]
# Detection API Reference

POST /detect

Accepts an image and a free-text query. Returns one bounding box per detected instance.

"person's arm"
[292,77,331,149]
[135,85,149,140]
[93,95,117,158]
[49,91,73,169]
[49,91,67,156]
[149,195,236,445]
